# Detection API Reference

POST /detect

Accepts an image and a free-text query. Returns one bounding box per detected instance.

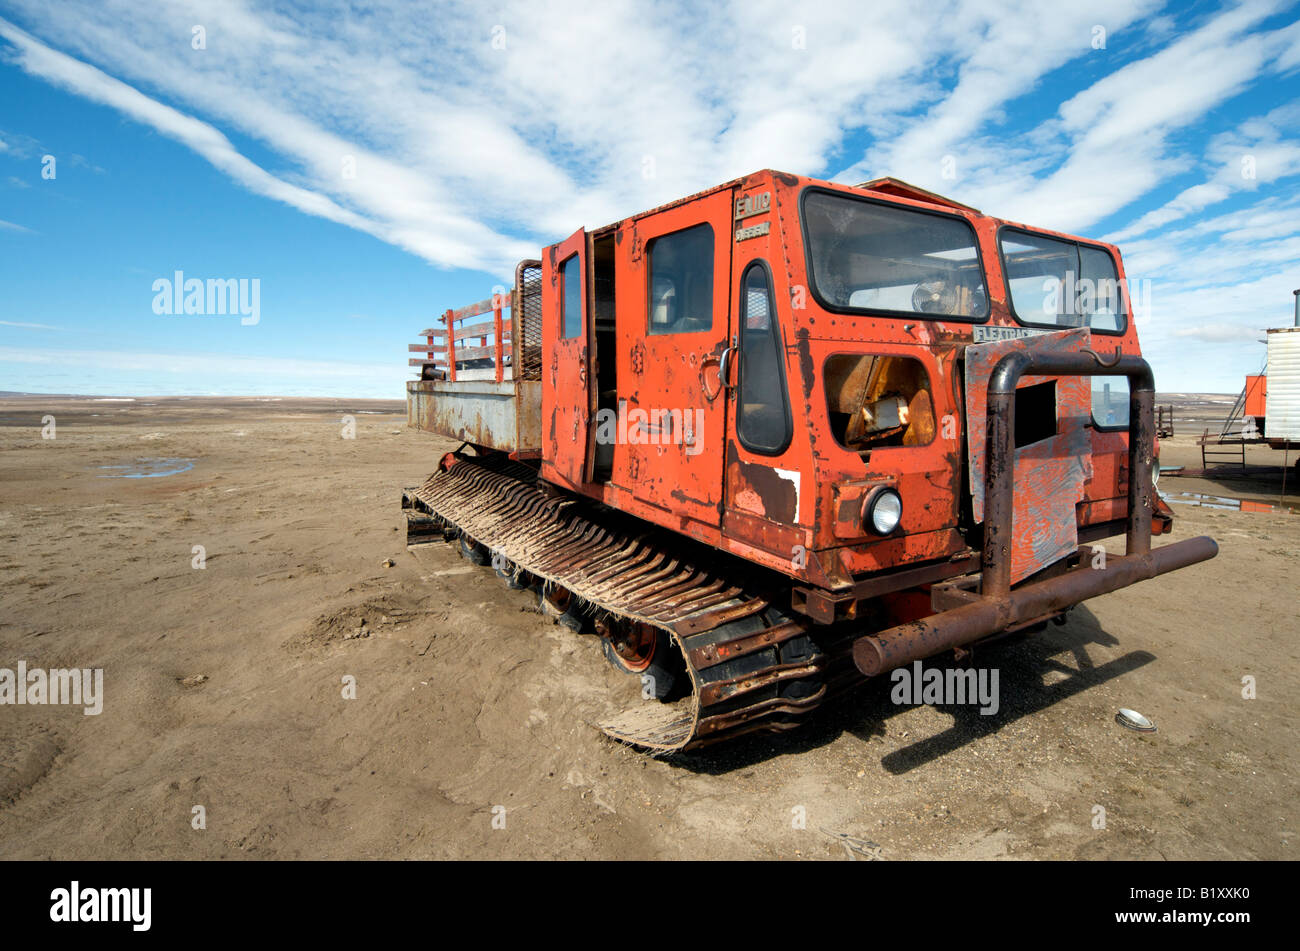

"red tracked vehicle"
[401,170,1217,752]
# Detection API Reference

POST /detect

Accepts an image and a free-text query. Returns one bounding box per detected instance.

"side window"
[1079,245,1123,332]
[560,253,582,338]
[1001,232,1076,326]
[1000,230,1127,333]
[647,223,714,334]
[736,262,793,455]
[1092,377,1130,429]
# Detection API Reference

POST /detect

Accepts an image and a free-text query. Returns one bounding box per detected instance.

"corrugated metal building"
[1265,327,1300,442]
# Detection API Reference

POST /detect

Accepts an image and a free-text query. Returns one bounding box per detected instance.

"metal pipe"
[853,534,1218,676]
[1293,288,1299,328]
[983,350,1155,598]
[850,345,1217,679]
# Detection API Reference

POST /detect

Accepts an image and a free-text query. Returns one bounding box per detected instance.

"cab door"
[619,190,734,530]
[541,228,594,488]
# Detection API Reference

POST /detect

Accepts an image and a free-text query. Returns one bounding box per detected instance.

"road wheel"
[492,552,529,589]
[538,583,586,632]
[597,618,678,700]
[458,534,489,565]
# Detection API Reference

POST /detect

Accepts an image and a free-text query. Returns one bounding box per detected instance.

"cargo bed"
[407,377,542,453]
[406,260,543,454]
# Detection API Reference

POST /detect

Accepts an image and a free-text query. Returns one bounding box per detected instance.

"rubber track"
[406,456,856,752]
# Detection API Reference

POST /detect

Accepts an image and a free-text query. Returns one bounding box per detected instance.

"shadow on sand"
[672,604,1153,775]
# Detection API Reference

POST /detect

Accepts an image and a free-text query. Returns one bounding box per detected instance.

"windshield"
[802,190,989,319]
[1000,230,1126,332]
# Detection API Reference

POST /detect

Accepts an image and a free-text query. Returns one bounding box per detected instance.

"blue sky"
[1,0,1298,398]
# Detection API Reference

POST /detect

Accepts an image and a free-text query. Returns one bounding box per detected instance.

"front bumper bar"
[852,349,1218,677]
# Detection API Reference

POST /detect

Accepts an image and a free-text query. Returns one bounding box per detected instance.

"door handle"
[718,336,739,392]
[702,338,738,403]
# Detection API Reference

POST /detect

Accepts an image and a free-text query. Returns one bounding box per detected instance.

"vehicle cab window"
[647,223,714,334]
[999,229,1127,333]
[801,189,989,320]
[736,261,793,454]
[560,253,582,338]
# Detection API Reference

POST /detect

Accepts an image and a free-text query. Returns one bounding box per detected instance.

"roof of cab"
[589,170,984,237]
[854,176,982,215]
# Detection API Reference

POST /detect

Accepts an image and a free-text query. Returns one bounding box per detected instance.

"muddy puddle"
[1162,490,1297,514]
[96,457,196,479]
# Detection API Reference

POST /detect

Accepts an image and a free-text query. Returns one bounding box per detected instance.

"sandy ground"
[0,394,1295,860]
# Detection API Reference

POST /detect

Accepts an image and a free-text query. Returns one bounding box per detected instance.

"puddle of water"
[97,457,196,479]
[1162,491,1297,514]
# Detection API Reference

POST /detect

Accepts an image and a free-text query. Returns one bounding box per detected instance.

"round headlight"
[864,488,903,535]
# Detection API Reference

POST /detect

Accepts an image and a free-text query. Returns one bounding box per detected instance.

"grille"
[516,261,543,380]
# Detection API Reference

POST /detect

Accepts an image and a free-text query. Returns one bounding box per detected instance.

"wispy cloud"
[0,14,535,275]
[4,2,1295,248]
[0,1,1186,273]
[853,0,1300,236]
[0,319,61,329]
[0,344,397,379]
[0,217,32,232]
[1173,322,1271,342]
[1106,101,1300,243]
[0,345,404,398]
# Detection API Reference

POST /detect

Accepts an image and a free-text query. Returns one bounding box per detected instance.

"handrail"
[982,350,1154,598]
[411,289,513,383]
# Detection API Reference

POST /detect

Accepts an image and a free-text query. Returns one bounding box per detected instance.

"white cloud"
[0,13,536,275]
[838,1,1163,190]
[1173,322,1271,342]
[1106,102,1300,242]
[0,0,1296,396]
[0,319,60,329]
[0,0,1177,271]
[0,344,400,384]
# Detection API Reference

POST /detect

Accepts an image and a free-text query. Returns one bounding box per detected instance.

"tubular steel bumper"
[852,350,1218,678]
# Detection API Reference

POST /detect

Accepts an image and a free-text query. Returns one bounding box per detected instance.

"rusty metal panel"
[965,328,1093,584]
[406,379,541,452]
[540,228,592,488]
[515,381,542,448]
[617,187,735,525]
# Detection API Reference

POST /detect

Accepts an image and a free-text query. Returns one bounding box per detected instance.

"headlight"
[863,487,903,535]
